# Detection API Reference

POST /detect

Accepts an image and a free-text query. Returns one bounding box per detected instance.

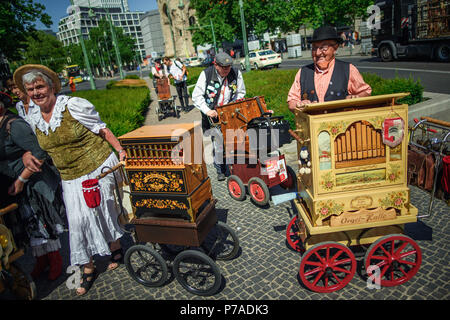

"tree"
[17,30,67,73]
[0,0,52,61]
[189,0,374,47]
[64,19,138,74]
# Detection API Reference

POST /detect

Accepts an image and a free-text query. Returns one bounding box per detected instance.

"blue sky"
[34,0,159,31]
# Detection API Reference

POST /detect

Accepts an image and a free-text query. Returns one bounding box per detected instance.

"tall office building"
[140,10,165,58]
[57,5,146,58]
[72,0,129,12]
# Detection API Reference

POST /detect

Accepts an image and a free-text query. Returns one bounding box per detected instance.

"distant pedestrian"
[69,77,76,92]
[163,56,190,112]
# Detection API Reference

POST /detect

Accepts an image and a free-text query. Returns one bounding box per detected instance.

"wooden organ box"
[118,123,212,222]
[293,93,418,228]
[215,96,290,158]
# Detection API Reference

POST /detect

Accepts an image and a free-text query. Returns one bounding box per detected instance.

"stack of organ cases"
[119,123,212,223]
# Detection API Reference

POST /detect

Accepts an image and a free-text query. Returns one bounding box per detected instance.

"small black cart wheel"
[204,221,240,261]
[7,262,37,300]
[240,63,245,71]
[248,177,270,206]
[253,62,259,70]
[174,104,180,118]
[173,250,221,296]
[227,175,246,201]
[280,165,297,191]
[124,244,168,287]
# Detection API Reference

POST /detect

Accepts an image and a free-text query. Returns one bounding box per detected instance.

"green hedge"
[243,69,424,129]
[70,87,150,137]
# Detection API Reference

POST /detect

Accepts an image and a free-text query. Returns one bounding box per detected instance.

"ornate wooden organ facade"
[119,123,211,222]
[293,93,418,227]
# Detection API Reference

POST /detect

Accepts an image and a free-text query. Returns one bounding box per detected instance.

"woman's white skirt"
[61,152,124,266]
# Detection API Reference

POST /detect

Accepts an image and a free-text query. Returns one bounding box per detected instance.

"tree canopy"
[189,0,374,47]
[0,0,52,61]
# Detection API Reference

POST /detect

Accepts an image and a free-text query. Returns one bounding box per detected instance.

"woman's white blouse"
[29,95,106,135]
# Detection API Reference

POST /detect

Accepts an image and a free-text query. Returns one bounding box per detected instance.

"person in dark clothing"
[163,57,190,112]
[0,91,66,281]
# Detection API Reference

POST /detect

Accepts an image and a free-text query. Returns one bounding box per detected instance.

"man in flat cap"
[192,52,246,181]
[287,25,371,113]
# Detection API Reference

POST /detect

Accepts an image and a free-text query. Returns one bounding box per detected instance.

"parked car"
[184,56,203,67]
[239,49,282,70]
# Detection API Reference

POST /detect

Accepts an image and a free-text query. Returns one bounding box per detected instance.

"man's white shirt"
[192,68,246,115]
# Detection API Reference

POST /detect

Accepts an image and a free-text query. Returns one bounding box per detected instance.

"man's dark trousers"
[175,80,189,111]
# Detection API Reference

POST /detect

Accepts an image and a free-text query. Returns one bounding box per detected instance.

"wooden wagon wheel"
[227,175,246,201]
[299,242,356,293]
[248,177,270,206]
[285,215,304,253]
[364,234,422,287]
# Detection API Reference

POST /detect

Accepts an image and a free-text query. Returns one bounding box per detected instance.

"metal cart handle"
[420,116,450,128]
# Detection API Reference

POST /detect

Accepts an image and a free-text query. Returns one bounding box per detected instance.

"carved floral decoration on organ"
[316,200,345,219]
[379,191,408,209]
[129,171,185,193]
[134,198,188,211]
[387,163,402,182]
[320,171,335,190]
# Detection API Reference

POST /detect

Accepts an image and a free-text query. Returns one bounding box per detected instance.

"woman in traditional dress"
[14,64,127,296]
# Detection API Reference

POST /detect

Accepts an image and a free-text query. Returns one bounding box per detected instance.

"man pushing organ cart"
[286,93,423,293]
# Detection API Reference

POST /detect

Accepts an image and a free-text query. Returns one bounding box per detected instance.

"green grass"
[70,87,150,137]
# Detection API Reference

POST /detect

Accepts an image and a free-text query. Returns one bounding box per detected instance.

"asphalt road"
[62,56,450,96]
[278,56,450,94]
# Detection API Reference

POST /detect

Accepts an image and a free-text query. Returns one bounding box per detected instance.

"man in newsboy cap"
[192,52,246,181]
[287,25,371,113]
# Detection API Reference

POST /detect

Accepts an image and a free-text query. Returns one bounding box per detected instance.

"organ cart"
[286,93,423,293]
[212,96,296,206]
[155,77,179,121]
[118,123,239,296]
[0,203,36,300]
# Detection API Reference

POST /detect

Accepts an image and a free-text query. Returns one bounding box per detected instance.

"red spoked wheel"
[248,177,270,206]
[227,175,246,201]
[364,234,422,287]
[299,242,356,293]
[286,216,303,253]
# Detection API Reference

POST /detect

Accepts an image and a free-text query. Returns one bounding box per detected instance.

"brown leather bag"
[424,153,435,191]
[408,146,426,187]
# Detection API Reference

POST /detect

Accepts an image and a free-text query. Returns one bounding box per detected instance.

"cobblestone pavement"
[2,81,449,302]
[3,163,449,301]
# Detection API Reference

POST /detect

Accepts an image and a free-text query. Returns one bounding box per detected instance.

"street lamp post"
[238,0,250,72]
[102,5,125,79]
[69,0,96,89]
